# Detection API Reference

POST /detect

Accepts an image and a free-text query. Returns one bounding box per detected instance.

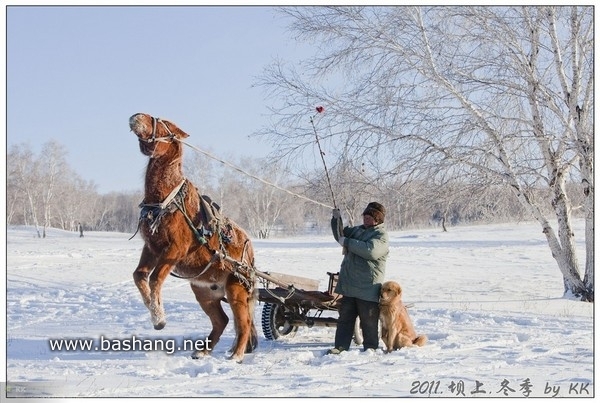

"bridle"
[138,116,177,144]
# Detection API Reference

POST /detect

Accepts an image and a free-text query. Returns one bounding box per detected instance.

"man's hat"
[362,202,385,224]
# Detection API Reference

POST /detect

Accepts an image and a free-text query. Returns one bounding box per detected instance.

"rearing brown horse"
[129,113,258,363]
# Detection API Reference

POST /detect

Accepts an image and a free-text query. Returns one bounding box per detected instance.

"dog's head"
[380,281,402,305]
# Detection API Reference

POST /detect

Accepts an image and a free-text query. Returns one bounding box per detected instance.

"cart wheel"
[261,302,299,340]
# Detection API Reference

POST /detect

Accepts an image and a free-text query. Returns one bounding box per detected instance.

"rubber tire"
[261,302,299,340]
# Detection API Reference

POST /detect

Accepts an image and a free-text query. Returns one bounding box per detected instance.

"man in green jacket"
[328,202,389,354]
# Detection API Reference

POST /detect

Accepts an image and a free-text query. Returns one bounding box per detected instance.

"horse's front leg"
[147,257,179,330]
[133,245,157,310]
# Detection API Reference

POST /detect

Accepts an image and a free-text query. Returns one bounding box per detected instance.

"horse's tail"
[245,265,259,353]
[234,228,258,353]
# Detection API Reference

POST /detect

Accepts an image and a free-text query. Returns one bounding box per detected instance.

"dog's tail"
[413,335,428,347]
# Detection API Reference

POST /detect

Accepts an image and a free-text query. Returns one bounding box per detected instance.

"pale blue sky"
[7,6,311,193]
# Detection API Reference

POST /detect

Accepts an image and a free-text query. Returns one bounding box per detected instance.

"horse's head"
[129,113,189,157]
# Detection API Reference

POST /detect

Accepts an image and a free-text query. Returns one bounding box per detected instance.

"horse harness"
[133,178,255,291]
[137,116,177,144]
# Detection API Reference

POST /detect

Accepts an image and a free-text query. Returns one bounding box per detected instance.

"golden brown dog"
[379,281,427,352]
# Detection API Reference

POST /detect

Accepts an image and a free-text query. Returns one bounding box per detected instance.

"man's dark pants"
[334,296,380,351]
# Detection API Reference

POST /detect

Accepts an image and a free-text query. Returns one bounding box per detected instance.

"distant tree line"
[7,141,141,237]
[8,139,580,240]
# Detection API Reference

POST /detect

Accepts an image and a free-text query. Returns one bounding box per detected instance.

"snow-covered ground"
[5,219,594,398]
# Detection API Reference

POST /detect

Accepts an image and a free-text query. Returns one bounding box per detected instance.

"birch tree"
[257,6,593,301]
[7,144,43,236]
[39,141,70,237]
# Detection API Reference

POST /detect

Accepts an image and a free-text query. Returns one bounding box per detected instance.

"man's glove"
[332,208,341,219]
[337,236,346,246]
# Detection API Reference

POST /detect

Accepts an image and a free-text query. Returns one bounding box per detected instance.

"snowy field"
[4,219,594,399]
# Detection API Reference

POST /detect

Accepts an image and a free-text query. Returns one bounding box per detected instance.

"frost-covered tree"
[38,140,71,237]
[257,6,593,301]
[227,157,290,239]
[7,144,44,236]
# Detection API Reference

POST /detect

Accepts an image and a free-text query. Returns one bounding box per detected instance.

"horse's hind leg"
[230,286,258,354]
[226,280,257,363]
[190,284,229,359]
[133,245,156,310]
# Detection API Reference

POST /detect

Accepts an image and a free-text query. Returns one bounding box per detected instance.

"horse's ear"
[175,128,190,139]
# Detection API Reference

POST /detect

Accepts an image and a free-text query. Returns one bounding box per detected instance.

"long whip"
[310,107,346,254]
[310,113,337,209]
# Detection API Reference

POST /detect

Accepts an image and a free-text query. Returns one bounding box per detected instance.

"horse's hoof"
[191,350,209,359]
[154,321,166,330]
[229,352,244,363]
[246,336,258,353]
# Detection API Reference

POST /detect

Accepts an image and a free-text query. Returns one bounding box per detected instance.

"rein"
[135,115,334,210]
[174,137,335,210]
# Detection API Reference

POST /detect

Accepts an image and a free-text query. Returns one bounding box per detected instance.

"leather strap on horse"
[137,116,177,144]
[169,250,220,280]
[130,179,188,240]
[170,241,255,291]
[168,245,254,293]
[173,197,208,246]
[220,240,255,291]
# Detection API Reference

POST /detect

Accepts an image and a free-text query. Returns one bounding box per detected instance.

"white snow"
[4,220,594,399]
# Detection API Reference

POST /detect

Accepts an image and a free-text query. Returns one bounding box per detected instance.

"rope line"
[176,138,334,210]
